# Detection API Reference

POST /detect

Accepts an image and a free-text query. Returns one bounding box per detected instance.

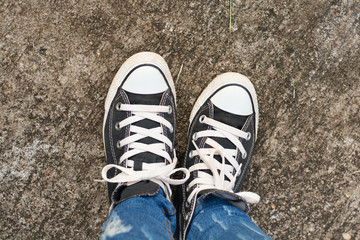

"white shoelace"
[187,115,260,204]
[100,103,190,197]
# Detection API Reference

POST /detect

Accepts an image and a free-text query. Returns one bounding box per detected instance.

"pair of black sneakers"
[100,52,260,239]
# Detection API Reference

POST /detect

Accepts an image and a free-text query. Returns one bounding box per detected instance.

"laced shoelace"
[187,115,260,204]
[100,103,190,197]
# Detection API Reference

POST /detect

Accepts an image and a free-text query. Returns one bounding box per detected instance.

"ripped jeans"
[100,189,272,240]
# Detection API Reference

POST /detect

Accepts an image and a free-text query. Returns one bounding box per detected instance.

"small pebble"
[323,203,330,210]
[342,233,351,240]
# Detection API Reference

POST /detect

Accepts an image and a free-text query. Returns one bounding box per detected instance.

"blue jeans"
[100,190,271,240]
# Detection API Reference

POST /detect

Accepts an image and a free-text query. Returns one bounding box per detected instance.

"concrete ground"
[1,0,359,239]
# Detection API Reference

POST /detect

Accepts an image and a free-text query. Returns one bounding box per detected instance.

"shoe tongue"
[125,90,166,170]
[203,105,250,180]
[112,181,160,204]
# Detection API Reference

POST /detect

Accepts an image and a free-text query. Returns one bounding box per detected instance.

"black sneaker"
[101,52,189,211]
[176,73,260,239]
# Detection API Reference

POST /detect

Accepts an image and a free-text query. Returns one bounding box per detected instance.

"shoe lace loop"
[187,116,260,204]
[99,103,190,197]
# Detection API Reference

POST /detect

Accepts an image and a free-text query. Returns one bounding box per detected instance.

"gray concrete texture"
[1,0,359,239]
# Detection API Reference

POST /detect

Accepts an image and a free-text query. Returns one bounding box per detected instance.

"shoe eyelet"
[188,151,193,158]
[242,151,247,159]
[115,122,121,130]
[246,132,251,141]
[192,133,198,141]
[199,115,206,123]
[116,140,121,149]
[115,102,121,111]
[168,105,173,114]
[169,125,174,133]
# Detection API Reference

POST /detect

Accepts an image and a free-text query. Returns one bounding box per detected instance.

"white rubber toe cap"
[122,66,168,94]
[210,86,253,115]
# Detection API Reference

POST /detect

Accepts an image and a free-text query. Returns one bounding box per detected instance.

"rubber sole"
[189,72,259,139]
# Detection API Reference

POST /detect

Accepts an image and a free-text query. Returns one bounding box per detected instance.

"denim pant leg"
[100,189,176,240]
[187,195,272,240]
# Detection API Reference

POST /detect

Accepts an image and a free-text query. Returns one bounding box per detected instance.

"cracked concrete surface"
[1,0,359,239]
